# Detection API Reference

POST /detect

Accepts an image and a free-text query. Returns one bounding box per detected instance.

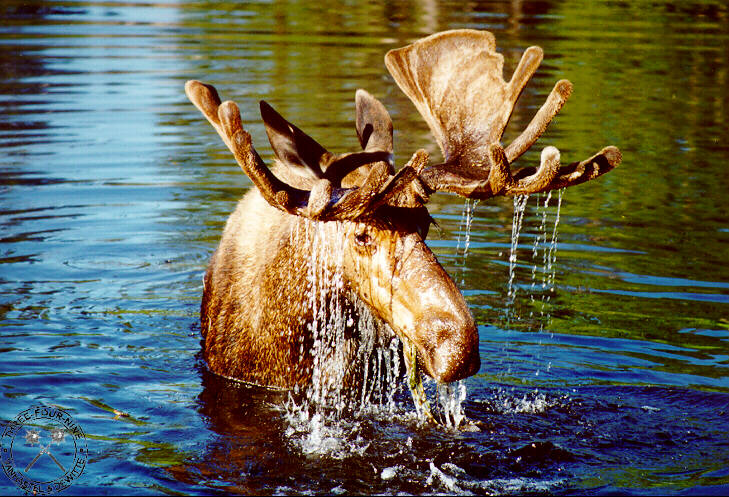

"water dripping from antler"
[528,189,564,335]
[455,198,477,286]
[504,194,530,327]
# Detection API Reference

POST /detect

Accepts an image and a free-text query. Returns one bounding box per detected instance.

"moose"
[186,29,621,392]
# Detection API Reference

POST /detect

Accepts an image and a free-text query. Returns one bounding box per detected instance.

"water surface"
[1,0,728,494]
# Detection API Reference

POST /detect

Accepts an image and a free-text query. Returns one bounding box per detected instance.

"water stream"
[529,191,560,333]
[504,194,531,327]
[283,219,409,457]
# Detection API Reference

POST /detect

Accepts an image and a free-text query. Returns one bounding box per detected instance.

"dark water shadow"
[163,363,729,494]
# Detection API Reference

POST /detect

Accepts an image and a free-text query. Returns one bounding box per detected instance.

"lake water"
[2,0,728,494]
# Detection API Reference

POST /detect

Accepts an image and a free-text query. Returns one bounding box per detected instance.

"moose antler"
[186,30,620,217]
[384,29,621,199]
[185,80,426,220]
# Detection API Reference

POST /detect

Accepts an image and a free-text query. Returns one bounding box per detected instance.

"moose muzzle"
[407,310,481,383]
[378,235,481,384]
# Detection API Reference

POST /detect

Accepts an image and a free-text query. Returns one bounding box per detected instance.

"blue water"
[1,0,728,494]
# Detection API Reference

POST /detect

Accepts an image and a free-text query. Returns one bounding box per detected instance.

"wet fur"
[200,167,397,389]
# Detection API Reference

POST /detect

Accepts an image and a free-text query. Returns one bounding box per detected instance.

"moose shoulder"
[187,29,621,391]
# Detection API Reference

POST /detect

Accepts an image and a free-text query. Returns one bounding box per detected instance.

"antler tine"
[546,146,621,190]
[185,80,230,150]
[508,46,544,102]
[185,80,314,215]
[505,80,573,163]
[420,142,620,200]
[508,146,561,194]
[321,150,392,187]
[493,144,621,197]
[217,101,311,214]
[482,143,560,197]
[485,144,513,196]
[320,161,391,219]
[489,46,544,143]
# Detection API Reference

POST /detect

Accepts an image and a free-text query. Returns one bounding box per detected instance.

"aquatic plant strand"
[404,340,437,424]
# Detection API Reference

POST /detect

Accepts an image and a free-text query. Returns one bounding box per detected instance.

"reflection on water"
[1,0,728,494]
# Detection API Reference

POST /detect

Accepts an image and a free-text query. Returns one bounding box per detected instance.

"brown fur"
[192,29,621,390]
[201,185,316,388]
[200,165,479,389]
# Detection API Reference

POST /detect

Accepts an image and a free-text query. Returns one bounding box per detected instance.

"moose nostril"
[420,323,480,383]
[433,341,480,383]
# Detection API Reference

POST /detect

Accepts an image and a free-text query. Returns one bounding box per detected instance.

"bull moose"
[185,29,621,393]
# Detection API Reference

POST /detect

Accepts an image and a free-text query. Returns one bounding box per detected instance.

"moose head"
[186,29,621,392]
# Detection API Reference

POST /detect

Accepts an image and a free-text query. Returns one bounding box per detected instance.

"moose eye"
[354,231,372,247]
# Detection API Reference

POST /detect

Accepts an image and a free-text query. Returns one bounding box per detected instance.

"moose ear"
[259,100,331,179]
[355,89,393,154]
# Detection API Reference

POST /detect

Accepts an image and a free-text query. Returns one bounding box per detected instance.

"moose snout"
[417,318,481,383]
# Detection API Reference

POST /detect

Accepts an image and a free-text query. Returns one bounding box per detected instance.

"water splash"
[505,191,564,332]
[426,461,565,494]
[426,461,467,494]
[306,220,348,414]
[499,191,564,384]
[542,189,564,333]
[284,204,488,446]
[473,388,570,415]
[455,199,474,258]
[282,219,408,456]
[419,199,482,430]
[529,191,552,302]
[436,380,467,429]
[304,220,406,413]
